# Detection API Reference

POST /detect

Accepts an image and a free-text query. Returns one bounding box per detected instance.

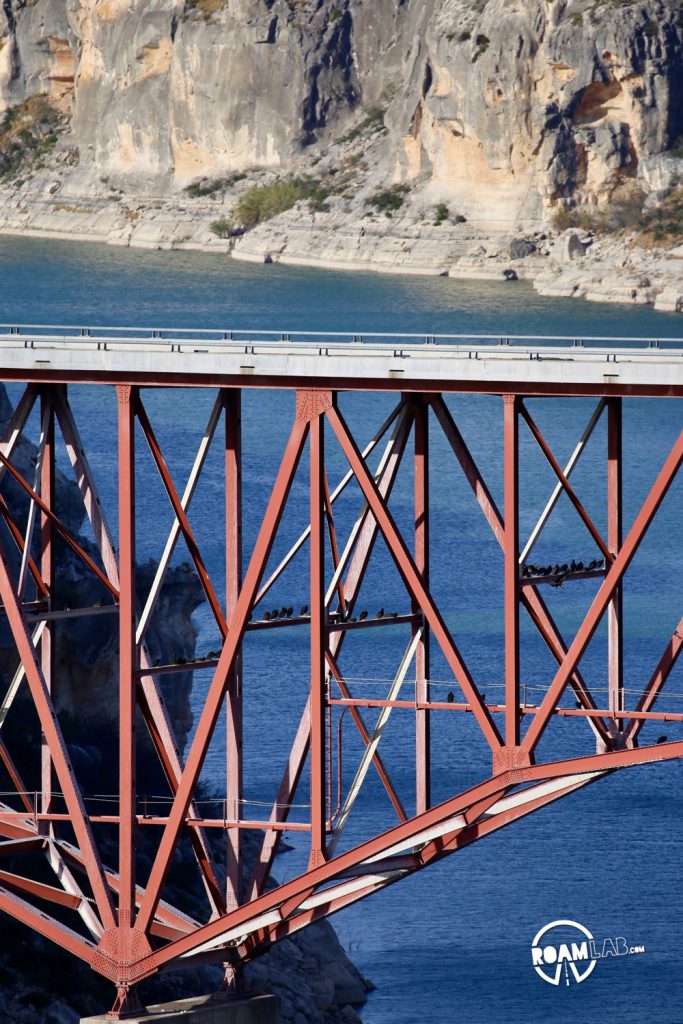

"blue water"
[1,237,682,1024]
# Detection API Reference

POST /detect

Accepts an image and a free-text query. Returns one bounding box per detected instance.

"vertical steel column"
[504,395,520,750]
[414,397,430,813]
[117,386,137,939]
[224,390,243,914]
[40,389,55,820]
[607,397,623,742]
[309,411,327,867]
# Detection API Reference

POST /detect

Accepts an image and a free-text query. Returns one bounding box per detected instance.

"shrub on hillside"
[0,96,63,182]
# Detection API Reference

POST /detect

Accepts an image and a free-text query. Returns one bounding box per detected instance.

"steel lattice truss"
[0,373,680,1018]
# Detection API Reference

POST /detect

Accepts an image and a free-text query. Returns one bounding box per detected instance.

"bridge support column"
[607,397,624,749]
[224,389,243,991]
[413,396,430,814]
[297,389,333,868]
[86,993,280,1024]
[503,395,520,749]
[40,387,55,824]
[116,384,138,978]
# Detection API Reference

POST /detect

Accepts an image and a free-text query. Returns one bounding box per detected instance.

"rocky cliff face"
[1,0,682,228]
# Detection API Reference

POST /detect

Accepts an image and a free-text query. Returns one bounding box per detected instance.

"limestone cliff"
[1,0,682,226]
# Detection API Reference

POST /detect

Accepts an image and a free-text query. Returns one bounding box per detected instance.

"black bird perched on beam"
[286,606,293,617]
[359,609,368,620]
[376,608,385,619]
[271,609,279,619]
[300,604,308,616]
[657,735,668,744]
[279,607,288,619]
[94,597,104,608]
[447,691,454,703]
[264,611,271,621]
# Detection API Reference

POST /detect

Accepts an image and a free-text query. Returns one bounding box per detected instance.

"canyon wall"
[1,0,682,228]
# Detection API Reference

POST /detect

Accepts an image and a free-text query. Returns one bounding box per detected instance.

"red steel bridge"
[0,325,680,1017]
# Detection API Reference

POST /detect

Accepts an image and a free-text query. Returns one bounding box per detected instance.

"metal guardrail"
[0,324,682,359]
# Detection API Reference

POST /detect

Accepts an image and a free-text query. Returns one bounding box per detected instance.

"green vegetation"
[233,175,336,229]
[588,0,637,11]
[433,203,466,225]
[185,0,230,15]
[471,33,490,62]
[552,186,683,246]
[235,180,304,228]
[210,157,370,232]
[184,173,246,198]
[209,217,233,237]
[364,183,411,217]
[341,105,387,144]
[636,188,683,245]
[0,96,63,183]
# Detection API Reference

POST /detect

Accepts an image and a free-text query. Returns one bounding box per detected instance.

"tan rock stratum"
[0,0,682,312]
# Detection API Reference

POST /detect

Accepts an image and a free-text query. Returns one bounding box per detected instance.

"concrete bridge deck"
[0,325,681,395]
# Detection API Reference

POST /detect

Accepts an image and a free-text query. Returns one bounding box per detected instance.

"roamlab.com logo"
[531,919,646,987]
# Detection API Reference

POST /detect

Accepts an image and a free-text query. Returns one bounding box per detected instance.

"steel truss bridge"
[0,325,680,1018]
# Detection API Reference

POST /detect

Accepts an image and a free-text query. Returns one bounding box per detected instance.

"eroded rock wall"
[1,0,681,225]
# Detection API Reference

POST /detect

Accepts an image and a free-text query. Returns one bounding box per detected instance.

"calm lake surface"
[1,237,682,1024]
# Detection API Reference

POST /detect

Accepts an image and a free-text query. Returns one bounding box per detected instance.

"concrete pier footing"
[81,993,280,1024]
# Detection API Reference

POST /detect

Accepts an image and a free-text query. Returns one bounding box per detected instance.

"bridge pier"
[82,993,280,1024]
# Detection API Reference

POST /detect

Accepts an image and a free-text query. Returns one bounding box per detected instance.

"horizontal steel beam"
[0,330,680,396]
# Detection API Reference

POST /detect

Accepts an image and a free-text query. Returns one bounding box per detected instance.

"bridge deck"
[0,326,681,395]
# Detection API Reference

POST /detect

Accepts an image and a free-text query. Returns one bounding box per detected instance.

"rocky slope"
[0,384,370,1023]
[0,0,682,309]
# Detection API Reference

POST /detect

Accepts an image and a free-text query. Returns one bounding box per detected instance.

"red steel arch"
[0,329,679,1017]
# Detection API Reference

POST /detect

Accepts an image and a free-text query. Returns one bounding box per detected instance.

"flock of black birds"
[254,605,398,624]
[262,605,298,620]
[522,557,606,585]
[158,606,401,669]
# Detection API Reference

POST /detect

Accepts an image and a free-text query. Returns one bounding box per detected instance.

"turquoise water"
[1,237,682,1024]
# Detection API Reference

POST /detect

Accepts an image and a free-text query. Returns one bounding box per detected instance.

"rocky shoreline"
[1,186,681,317]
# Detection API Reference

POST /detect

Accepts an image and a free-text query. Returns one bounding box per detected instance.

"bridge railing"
[0,323,682,355]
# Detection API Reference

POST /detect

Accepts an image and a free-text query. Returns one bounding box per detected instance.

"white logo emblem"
[531,919,598,986]
[531,919,647,986]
